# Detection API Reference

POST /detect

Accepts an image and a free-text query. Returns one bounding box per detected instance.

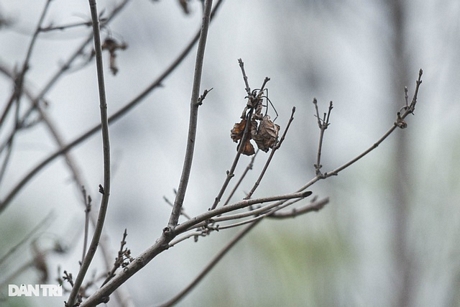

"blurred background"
[0,0,459,306]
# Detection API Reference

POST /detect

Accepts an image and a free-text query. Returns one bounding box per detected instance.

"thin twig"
[67,1,111,305]
[0,129,14,184]
[168,0,213,228]
[313,99,333,176]
[222,150,258,206]
[326,71,422,177]
[210,108,251,210]
[101,229,131,288]
[81,187,92,265]
[238,58,251,95]
[258,77,270,93]
[219,194,324,229]
[39,19,106,32]
[245,107,296,199]
[299,70,423,191]
[210,59,257,210]
[176,191,312,234]
[163,196,191,220]
[217,196,324,231]
[168,231,206,247]
[195,191,313,228]
[196,88,213,106]
[0,87,15,128]
[268,197,329,219]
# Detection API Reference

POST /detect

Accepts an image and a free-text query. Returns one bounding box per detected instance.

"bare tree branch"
[211,61,271,210]
[0,58,134,307]
[313,99,333,177]
[67,0,111,305]
[160,195,327,306]
[168,0,213,228]
[175,191,312,233]
[299,70,423,191]
[81,187,92,265]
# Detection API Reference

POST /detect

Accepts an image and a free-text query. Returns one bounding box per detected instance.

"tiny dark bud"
[302,191,313,198]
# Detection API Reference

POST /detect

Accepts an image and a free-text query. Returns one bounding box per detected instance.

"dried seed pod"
[252,115,280,152]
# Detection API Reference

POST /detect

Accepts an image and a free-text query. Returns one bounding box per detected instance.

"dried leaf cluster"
[231,91,280,155]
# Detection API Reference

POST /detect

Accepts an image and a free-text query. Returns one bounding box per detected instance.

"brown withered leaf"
[231,119,258,155]
[230,119,247,142]
[231,119,259,142]
[240,139,255,156]
[252,115,280,152]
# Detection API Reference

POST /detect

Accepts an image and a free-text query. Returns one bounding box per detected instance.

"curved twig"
[66,1,111,305]
[299,70,423,191]
[168,0,213,228]
[175,191,312,234]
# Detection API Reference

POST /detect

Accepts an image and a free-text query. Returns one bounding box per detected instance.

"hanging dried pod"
[252,115,280,152]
